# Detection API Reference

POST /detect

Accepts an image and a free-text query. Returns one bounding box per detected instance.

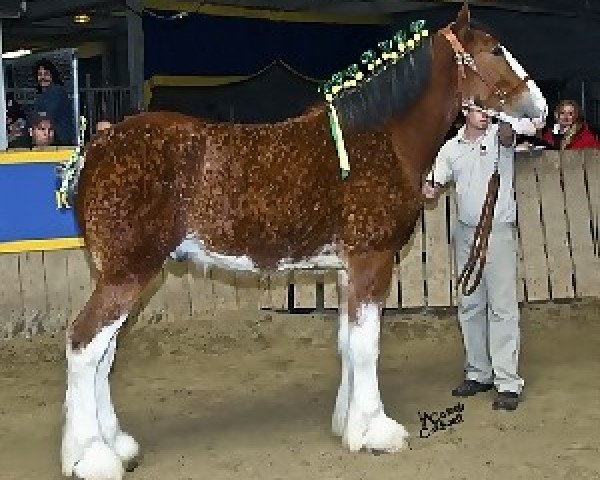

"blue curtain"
[143,11,392,80]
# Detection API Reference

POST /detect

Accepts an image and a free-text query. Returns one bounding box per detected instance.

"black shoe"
[451,379,494,397]
[492,391,519,411]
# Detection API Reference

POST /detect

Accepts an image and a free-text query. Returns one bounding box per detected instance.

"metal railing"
[80,86,132,134]
[7,85,132,139]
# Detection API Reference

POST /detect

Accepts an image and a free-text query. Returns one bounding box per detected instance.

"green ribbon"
[326,103,350,180]
[319,18,428,180]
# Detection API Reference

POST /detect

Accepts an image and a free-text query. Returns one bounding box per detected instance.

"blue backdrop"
[0,162,81,243]
[143,10,392,80]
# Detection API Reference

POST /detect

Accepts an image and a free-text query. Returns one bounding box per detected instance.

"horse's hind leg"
[62,274,152,480]
[96,331,139,467]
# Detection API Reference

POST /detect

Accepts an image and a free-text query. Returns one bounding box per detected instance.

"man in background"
[33,59,75,145]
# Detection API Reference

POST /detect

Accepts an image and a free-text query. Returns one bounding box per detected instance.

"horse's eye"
[491,45,503,56]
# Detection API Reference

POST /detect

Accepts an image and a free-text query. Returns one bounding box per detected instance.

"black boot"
[492,391,519,411]
[451,379,494,397]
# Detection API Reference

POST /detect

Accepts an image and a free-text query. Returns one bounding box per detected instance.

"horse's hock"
[1,149,599,338]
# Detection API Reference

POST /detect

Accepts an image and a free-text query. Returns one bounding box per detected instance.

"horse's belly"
[169,236,344,271]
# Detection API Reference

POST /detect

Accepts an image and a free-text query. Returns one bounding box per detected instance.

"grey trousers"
[454,221,524,394]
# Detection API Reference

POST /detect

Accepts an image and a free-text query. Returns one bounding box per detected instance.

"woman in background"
[542,99,600,150]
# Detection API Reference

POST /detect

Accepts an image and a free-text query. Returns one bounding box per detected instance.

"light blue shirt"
[428,124,516,227]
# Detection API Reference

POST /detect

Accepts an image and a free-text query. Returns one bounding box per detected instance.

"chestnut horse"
[62,5,547,479]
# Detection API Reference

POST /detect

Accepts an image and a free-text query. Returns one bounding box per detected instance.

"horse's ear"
[457,1,471,26]
[453,2,472,41]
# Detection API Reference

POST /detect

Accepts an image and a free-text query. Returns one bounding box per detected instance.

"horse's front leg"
[332,270,351,436]
[340,251,409,452]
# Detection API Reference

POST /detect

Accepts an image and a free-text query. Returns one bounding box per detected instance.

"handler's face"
[465,107,490,130]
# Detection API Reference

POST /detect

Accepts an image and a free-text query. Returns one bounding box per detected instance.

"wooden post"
[0,20,8,151]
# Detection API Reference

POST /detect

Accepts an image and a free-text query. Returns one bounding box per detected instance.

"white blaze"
[500,45,548,120]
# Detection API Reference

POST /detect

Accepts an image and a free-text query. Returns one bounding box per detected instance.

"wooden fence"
[1,149,598,338]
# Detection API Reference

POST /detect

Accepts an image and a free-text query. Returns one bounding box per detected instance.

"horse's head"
[445,4,547,121]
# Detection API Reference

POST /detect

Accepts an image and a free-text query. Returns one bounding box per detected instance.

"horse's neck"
[388,32,460,184]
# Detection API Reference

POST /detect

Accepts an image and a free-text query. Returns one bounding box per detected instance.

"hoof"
[344,412,409,453]
[113,432,139,463]
[332,402,348,437]
[332,415,345,438]
[71,441,124,480]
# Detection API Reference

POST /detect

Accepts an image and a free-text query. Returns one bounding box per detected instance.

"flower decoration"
[319,20,428,180]
[319,20,428,104]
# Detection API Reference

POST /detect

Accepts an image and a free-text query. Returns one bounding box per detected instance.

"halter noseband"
[440,25,529,111]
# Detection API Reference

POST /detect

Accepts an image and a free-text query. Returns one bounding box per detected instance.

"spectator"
[95,118,113,133]
[33,58,75,145]
[29,111,55,147]
[6,95,30,148]
[541,99,600,150]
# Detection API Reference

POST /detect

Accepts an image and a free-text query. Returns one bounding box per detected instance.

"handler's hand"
[422,181,441,200]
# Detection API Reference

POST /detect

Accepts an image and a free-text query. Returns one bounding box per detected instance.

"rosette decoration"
[55,116,87,209]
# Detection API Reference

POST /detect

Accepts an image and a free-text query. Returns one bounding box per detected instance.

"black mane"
[332,38,433,133]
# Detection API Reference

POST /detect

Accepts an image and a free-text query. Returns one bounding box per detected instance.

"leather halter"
[440,25,529,110]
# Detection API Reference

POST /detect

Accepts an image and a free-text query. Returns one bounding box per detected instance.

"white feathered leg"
[62,315,127,480]
[332,270,351,436]
[96,334,139,464]
[342,303,409,453]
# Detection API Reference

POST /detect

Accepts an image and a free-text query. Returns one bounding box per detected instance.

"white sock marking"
[332,270,351,436]
[62,315,127,479]
[342,303,408,452]
[96,331,139,462]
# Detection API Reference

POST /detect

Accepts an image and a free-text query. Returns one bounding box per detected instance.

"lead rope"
[457,140,501,296]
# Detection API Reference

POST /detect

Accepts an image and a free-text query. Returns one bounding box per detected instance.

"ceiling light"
[73,13,91,24]
[2,49,32,59]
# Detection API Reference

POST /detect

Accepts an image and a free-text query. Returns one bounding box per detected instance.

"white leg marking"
[343,303,409,453]
[332,270,351,436]
[62,315,127,480]
[96,335,139,463]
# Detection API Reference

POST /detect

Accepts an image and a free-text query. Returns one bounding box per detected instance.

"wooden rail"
[1,149,598,338]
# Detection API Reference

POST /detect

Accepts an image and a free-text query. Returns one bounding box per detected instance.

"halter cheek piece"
[440,26,529,110]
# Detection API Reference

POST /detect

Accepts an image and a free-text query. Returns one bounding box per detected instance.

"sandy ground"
[1,300,599,480]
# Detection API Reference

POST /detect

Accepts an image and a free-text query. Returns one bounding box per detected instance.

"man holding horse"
[423,104,525,411]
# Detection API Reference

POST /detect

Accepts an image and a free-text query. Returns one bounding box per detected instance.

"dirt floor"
[1,300,599,480]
